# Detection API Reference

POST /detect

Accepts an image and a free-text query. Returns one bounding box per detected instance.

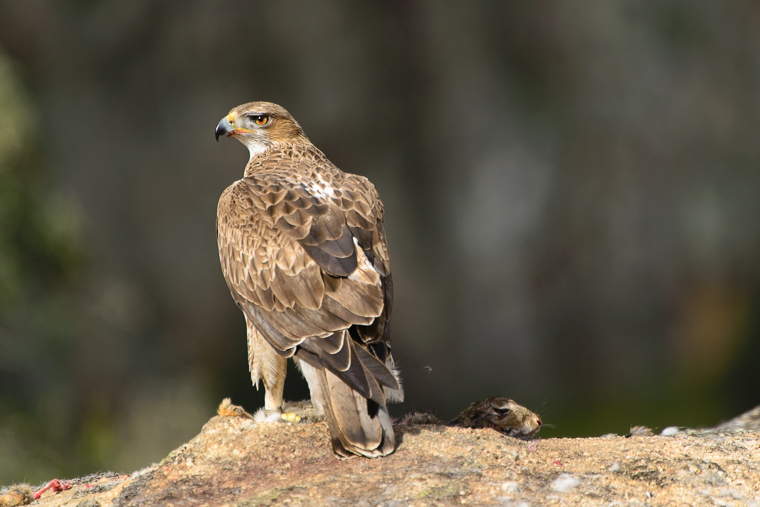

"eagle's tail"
[297,358,395,457]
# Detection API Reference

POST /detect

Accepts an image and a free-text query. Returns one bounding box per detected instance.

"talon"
[281,412,301,423]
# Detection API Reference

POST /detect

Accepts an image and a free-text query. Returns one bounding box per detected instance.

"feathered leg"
[247,323,287,418]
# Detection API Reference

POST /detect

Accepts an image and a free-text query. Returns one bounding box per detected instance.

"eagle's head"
[215,101,306,159]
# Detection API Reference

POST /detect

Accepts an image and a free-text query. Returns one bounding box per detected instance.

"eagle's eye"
[251,114,270,126]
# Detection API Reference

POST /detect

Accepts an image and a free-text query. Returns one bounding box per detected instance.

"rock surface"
[8,405,760,506]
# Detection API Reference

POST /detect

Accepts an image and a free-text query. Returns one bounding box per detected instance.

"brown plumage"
[215,102,402,457]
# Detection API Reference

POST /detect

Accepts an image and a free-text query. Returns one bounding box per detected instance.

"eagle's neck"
[246,142,268,161]
[243,140,324,177]
[239,136,308,164]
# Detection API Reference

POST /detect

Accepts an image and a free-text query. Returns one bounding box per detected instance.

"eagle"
[214,102,402,457]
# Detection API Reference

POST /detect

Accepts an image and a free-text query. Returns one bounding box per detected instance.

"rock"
[13,404,760,507]
[551,473,580,492]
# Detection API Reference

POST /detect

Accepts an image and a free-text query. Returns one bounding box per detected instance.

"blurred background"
[1,0,759,484]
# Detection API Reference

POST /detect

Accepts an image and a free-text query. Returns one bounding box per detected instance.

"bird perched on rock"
[215,102,402,457]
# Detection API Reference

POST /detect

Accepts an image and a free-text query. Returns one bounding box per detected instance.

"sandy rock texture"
[10,404,760,507]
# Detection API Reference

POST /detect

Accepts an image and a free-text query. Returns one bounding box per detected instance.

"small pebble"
[551,474,580,493]
[501,481,519,493]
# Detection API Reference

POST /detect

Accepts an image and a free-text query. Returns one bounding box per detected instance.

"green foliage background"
[0,52,87,480]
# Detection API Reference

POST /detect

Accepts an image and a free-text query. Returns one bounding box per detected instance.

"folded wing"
[217,166,398,404]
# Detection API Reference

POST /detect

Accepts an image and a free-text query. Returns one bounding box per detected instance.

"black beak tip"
[215,117,233,142]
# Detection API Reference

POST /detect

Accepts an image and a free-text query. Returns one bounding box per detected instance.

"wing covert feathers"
[217,138,400,457]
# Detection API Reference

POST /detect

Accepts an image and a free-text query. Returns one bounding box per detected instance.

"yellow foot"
[280,412,301,423]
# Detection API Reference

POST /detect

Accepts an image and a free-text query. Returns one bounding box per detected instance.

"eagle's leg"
[262,354,287,418]
[293,356,325,416]
[247,324,288,422]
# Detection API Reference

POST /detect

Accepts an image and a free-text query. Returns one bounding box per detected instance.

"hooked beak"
[215,116,234,142]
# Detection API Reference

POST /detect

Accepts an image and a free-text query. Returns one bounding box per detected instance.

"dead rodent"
[398,397,542,438]
[449,397,542,438]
